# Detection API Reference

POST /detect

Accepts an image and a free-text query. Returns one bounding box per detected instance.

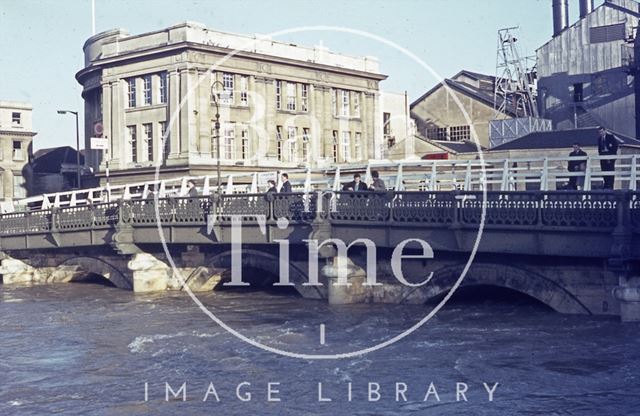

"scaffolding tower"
[494,27,538,118]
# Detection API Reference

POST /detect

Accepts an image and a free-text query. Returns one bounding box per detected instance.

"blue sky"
[0,0,603,149]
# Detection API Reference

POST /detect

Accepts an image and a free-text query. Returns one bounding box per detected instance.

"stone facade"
[76,22,387,185]
[0,101,35,203]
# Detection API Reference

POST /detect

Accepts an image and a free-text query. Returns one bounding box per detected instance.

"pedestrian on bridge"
[370,170,386,191]
[186,179,198,198]
[343,173,368,191]
[597,126,619,190]
[264,180,278,202]
[567,143,587,190]
[280,173,292,193]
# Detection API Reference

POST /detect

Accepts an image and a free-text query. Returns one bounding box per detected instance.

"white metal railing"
[8,154,639,212]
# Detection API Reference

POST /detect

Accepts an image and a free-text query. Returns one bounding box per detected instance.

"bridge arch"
[52,256,132,290]
[202,249,324,299]
[414,262,592,315]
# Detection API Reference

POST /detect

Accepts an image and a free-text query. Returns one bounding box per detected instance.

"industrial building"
[410,70,515,149]
[538,0,640,137]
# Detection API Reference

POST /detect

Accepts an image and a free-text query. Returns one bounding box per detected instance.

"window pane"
[159,73,168,104]
[127,79,136,108]
[128,125,137,162]
[143,75,152,105]
[144,123,153,161]
[13,175,25,199]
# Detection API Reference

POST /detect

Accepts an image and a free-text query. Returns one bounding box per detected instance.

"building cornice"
[76,41,388,86]
[0,130,37,137]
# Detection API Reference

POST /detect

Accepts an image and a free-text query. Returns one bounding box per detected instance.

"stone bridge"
[1,190,639,321]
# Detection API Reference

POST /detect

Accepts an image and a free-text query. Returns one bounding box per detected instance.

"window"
[383,112,391,135]
[331,89,337,116]
[341,131,351,162]
[286,82,296,111]
[275,80,282,110]
[159,73,168,104]
[127,125,137,163]
[240,128,249,160]
[13,175,25,199]
[426,126,447,140]
[287,126,297,162]
[143,75,152,105]
[302,128,310,161]
[127,78,136,108]
[353,92,360,118]
[341,90,349,117]
[222,73,234,104]
[11,112,21,125]
[159,121,169,160]
[449,125,471,141]
[12,140,23,160]
[143,123,153,161]
[276,125,283,161]
[13,140,24,160]
[354,132,362,161]
[332,131,338,163]
[301,84,309,112]
[590,23,626,43]
[222,124,235,159]
[240,76,248,106]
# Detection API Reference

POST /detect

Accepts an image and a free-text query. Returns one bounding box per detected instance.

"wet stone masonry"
[0,190,638,321]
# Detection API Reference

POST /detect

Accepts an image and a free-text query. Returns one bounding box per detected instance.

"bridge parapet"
[0,191,638,236]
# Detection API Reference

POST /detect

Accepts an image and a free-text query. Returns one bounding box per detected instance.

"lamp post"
[210,80,225,194]
[57,110,82,189]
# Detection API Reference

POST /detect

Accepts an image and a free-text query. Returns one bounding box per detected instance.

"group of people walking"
[566,126,620,190]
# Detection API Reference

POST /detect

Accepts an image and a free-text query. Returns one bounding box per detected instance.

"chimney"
[553,0,569,37]
[579,0,594,18]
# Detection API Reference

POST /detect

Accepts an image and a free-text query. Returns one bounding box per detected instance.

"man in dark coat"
[186,179,198,197]
[264,179,277,202]
[597,126,619,189]
[343,173,368,191]
[280,173,292,193]
[567,143,587,190]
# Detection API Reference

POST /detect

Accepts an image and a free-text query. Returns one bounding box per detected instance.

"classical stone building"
[410,70,515,149]
[0,101,35,202]
[76,22,387,185]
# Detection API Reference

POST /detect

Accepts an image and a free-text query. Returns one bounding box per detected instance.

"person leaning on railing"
[343,173,369,191]
[597,126,619,190]
[369,170,386,191]
[567,142,587,190]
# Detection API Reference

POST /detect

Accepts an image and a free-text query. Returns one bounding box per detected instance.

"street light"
[210,81,231,194]
[57,110,82,189]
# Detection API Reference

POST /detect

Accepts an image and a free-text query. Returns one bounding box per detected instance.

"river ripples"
[0,283,638,415]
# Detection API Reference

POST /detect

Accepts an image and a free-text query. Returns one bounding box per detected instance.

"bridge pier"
[613,276,640,322]
[324,255,429,305]
[127,253,174,293]
[0,255,43,285]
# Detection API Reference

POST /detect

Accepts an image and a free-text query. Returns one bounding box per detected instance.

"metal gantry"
[494,27,538,118]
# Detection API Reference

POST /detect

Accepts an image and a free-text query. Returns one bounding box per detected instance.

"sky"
[0,0,605,150]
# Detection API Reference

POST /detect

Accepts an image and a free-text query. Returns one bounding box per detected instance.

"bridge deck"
[0,191,638,260]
